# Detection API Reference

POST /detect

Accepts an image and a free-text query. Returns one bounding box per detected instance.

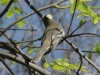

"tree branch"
[0,0,66,37]
[65,39,100,73]
[0,0,14,18]
[0,57,15,75]
[0,51,51,75]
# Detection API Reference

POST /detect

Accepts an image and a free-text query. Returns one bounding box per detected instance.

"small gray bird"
[34,14,65,62]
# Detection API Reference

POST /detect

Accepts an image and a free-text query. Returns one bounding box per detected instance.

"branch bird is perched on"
[34,14,65,62]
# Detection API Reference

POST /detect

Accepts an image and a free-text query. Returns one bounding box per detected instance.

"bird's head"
[43,14,54,27]
[45,14,53,20]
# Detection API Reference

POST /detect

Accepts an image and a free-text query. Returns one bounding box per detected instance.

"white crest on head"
[46,14,53,20]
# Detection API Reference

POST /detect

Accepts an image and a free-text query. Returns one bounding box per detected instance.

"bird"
[34,14,65,62]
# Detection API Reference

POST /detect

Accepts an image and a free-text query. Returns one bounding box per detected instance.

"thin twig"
[65,39,100,72]
[0,30,31,61]
[53,61,77,74]
[0,0,14,18]
[24,0,43,19]
[77,56,82,75]
[70,21,87,35]
[26,46,100,54]
[67,0,78,35]
[0,0,66,37]
[68,33,100,37]
[0,57,15,75]
[22,37,42,49]
[0,28,37,31]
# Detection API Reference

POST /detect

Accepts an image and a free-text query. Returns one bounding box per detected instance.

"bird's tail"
[34,47,48,63]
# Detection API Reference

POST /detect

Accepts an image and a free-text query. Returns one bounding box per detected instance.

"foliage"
[17,19,26,28]
[44,59,87,75]
[88,42,100,59]
[93,42,100,55]
[0,0,9,5]
[55,0,100,24]
[27,47,38,55]
[0,0,26,28]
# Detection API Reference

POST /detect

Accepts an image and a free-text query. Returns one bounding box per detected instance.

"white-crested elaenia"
[34,14,65,62]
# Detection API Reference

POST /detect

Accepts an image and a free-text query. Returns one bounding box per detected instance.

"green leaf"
[27,47,38,55]
[70,0,79,14]
[93,16,99,24]
[14,0,17,3]
[14,7,23,14]
[67,69,72,75]
[81,66,88,72]
[71,0,99,24]
[44,62,49,69]
[77,13,82,18]
[93,42,100,54]
[12,61,16,64]
[17,20,26,28]
[6,9,14,18]
[50,59,69,72]
[70,64,87,72]
[88,52,92,59]
[56,59,69,67]
[71,0,92,2]
[50,59,87,73]
[70,0,74,4]
[0,0,2,3]
[27,49,34,55]
[70,1,75,14]
[79,18,84,26]
[52,63,67,71]
[70,64,80,70]
[0,0,9,5]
